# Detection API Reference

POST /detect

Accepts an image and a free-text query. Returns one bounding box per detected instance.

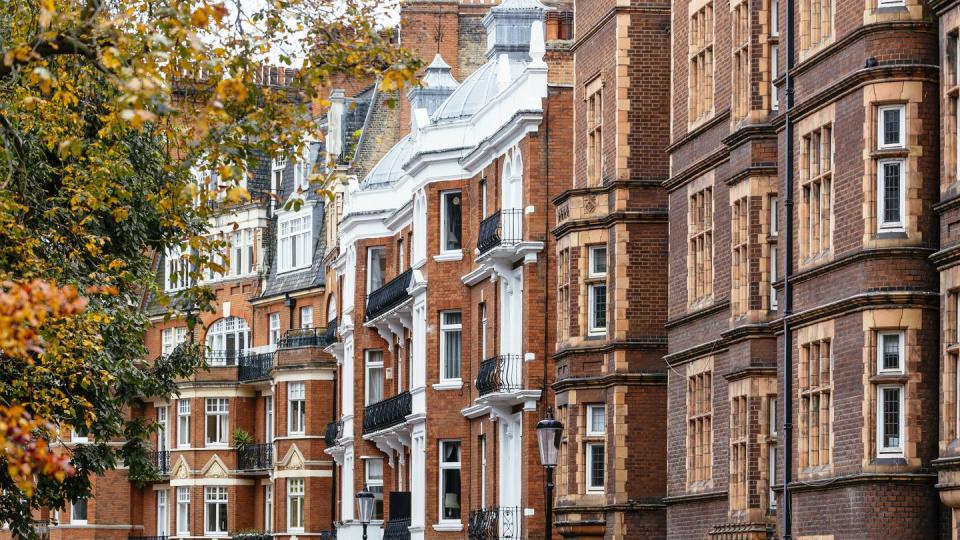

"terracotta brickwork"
[668,0,942,537]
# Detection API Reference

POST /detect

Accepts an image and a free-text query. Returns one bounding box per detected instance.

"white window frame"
[877,158,905,231]
[204,398,229,447]
[300,306,313,329]
[877,0,906,8]
[205,316,249,365]
[176,487,190,535]
[228,228,255,277]
[770,0,779,36]
[769,196,779,237]
[71,499,88,525]
[876,384,905,457]
[438,440,462,523]
[287,479,305,532]
[288,382,306,435]
[480,179,488,217]
[440,311,462,382]
[771,43,779,111]
[365,350,384,405]
[585,441,605,493]
[162,327,187,356]
[177,400,191,448]
[588,246,607,278]
[587,246,607,336]
[366,246,387,292]
[164,246,190,292]
[71,428,88,444]
[440,191,463,255]
[157,489,169,536]
[768,396,778,509]
[277,214,312,273]
[269,312,280,347]
[770,245,779,311]
[364,458,385,521]
[265,396,274,443]
[156,406,169,451]
[877,105,906,150]
[480,302,487,360]
[264,484,273,533]
[877,331,905,374]
[203,486,229,536]
[586,404,606,436]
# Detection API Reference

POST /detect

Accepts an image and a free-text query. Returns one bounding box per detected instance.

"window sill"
[432,522,463,532]
[433,252,463,263]
[277,265,312,275]
[875,229,907,239]
[432,379,463,391]
[176,444,191,449]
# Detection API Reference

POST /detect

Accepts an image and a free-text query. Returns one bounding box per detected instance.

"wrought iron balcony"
[467,507,522,540]
[477,209,523,255]
[324,317,339,344]
[279,326,334,349]
[237,443,273,470]
[204,350,239,367]
[33,520,50,540]
[151,450,171,475]
[475,354,523,396]
[365,267,413,322]
[238,351,273,381]
[324,420,343,447]
[363,391,412,434]
[383,517,412,540]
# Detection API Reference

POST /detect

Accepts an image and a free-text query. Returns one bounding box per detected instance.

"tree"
[0,0,419,534]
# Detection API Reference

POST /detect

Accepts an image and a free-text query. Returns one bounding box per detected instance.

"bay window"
[287,479,304,531]
[278,214,312,273]
[288,382,305,435]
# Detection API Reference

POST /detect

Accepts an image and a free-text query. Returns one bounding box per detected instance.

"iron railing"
[31,520,50,540]
[475,355,523,396]
[237,443,273,470]
[319,531,337,540]
[279,326,337,349]
[231,535,271,540]
[324,317,339,343]
[151,450,171,475]
[365,267,413,322]
[383,517,412,540]
[204,350,240,367]
[325,420,343,447]
[477,209,523,255]
[238,351,273,381]
[129,537,169,540]
[467,507,522,540]
[363,391,412,434]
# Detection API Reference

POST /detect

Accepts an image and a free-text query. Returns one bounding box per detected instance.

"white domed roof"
[431,59,526,123]
[361,134,416,188]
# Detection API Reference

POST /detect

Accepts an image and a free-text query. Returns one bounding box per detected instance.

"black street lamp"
[536,408,563,540]
[356,485,375,540]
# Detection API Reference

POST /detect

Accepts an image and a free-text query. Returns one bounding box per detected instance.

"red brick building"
[665,0,943,538]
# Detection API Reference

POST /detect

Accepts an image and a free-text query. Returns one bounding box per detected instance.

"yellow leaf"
[191,8,209,27]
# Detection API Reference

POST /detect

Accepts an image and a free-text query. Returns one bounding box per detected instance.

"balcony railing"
[383,517,411,540]
[129,537,169,540]
[365,267,413,322]
[325,420,343,447]
[324,317,339,344]
[151,450,171,475]
[477,209,523,255]
[363,391,412,434]
[237,443,273,470]
[32,520,50,540]
[238,351,273,381]
[475,355,523,396]
[279,326,336,349]
[204,350,240,367]
[467,507,522,540]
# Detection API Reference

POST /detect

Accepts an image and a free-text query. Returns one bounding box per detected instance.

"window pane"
[444,328,461,379]
[368,366,384,403]
[882,162,901,224]
[443,311,461,326]
[883,109,900,146]
[590,405,605,433]
[441,468,461,519]
[592,247,607,275]
[589,443,605,488]
[443,441,460,463]
[882,387,901,449]
[592,285,607,330]
[444,193,462,251]
[882,334,901,371]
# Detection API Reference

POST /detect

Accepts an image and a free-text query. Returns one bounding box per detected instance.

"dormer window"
[165,246,191,292]
[278,214,312,273]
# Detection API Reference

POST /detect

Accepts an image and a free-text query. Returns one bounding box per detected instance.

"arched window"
[205,317,249,365]
[327,294,337,324]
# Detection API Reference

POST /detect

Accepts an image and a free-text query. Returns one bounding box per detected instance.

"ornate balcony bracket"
[365,423,412,468]
[461,389,541,421]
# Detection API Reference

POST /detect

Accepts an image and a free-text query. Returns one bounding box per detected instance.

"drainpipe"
[782,0,796,536]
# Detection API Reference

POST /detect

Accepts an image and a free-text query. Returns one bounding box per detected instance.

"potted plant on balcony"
[233,428,253,467]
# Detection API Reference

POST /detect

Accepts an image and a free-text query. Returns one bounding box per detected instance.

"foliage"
[0,0,419,535]
[231,428,252,451]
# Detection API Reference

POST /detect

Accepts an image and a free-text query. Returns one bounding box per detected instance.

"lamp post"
[536,408,563,540]
[356,485,375,540]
